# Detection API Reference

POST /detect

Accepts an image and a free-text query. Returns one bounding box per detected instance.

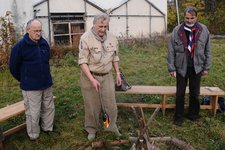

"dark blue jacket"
[9,33,53,90]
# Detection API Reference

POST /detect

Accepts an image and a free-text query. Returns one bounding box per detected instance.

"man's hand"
[91,78,101,92]
[115,74,122,86]
[201,70,209,76]
[170,71,176,78]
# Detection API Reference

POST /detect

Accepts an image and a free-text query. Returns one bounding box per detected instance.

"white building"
[0,0,167,46]
[0,0,33,35]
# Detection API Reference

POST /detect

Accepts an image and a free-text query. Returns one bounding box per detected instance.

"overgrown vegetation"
[167,0,225,34]
[0,11,16,70]
[1,38,225,149]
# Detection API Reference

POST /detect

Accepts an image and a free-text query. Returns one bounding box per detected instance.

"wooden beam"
[0,96,56,123]
[0,101,24,122]
[0,142,3,150]
[3,123,26,137]
[117,103,212,110]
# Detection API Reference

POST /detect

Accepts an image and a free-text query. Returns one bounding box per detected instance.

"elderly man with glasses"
[9,19,55,140]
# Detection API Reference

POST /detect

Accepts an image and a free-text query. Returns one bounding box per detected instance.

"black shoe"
[41,125,59,135]
[187,115,200,121]
[42,130,51,134]
[174,118,183,126]
[29,137,38,141]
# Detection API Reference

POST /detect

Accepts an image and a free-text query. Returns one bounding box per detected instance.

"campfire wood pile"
[85,107,195,150]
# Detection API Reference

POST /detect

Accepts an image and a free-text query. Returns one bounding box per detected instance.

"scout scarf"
[184,25,197,58]
[91,27,108,57]
[91,27,107,43]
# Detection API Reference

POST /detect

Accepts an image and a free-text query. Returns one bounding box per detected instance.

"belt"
[91,71,109,76]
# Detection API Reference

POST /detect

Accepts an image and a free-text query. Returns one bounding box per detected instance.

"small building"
[0,0,167,46]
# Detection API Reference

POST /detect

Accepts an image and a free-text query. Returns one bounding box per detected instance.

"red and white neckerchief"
[184,26,197,58]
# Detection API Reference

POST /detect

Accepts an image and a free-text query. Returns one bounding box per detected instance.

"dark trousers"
[175,67,201,120]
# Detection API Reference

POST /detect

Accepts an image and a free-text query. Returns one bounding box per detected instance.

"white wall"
[0,0,34,36]
[149,0,167,16]
[34,1,48,17]
[109,17,127,38]
[110,0,166,37]
[128,0,150,15]
[49,0,85,13]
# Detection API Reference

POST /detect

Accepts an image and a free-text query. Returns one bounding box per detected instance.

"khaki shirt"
[78,30,119,73]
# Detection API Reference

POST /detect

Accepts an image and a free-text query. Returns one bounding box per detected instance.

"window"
[51,13,85,46]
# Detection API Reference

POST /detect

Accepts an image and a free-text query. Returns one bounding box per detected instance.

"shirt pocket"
[90,47,102,64]
[104,46,116,61]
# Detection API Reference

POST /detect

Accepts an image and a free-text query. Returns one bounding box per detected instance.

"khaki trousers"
[80,71,118,134]
[22,87,55,139]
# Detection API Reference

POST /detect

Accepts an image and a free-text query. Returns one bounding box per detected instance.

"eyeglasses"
[31,30,42,33]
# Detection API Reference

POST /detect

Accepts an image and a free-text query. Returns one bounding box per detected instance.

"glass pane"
[54,36,70,45]
[71,23,85,33]
[53,24,69,34]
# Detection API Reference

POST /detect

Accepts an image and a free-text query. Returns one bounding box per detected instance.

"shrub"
[0,11,16,70]
[51,45,79,66]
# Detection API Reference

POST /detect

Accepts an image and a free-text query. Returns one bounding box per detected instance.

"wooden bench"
[0,96,56,149]
[116,86,225,116]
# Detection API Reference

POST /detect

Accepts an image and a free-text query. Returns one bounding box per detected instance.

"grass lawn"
[1,38,225,149]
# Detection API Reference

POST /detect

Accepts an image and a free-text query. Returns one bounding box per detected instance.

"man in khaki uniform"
[78,13,122,141]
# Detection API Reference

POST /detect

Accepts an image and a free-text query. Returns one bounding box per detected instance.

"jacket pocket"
[174,40,185,53]
[175,51,185,69]
[195,40,206,54]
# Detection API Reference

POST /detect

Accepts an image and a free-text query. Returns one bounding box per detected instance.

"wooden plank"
[117,103,212,110]
[117,103,162,108]
[116,86,225,116]
[0,101,24,122]
[0,96,57,150]
[3,123,26,137]
[116,85,225,96]
[0,96,56,123]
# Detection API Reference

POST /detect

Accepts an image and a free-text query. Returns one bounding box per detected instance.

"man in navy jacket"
[10,19,55,140]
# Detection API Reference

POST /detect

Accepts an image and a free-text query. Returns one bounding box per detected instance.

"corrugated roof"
[32,0,166,14]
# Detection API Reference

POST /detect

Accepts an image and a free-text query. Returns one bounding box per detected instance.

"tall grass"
[1,38,225,149]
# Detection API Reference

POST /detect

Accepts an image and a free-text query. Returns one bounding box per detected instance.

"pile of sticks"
[85,107,195,150]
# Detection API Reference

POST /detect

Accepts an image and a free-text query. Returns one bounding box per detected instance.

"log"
[91,140,129,148]
[130,108,160,150]
[84,146,91,150]
[129,136,195,150]
[171,138,195,150]
[141,108,160,136]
